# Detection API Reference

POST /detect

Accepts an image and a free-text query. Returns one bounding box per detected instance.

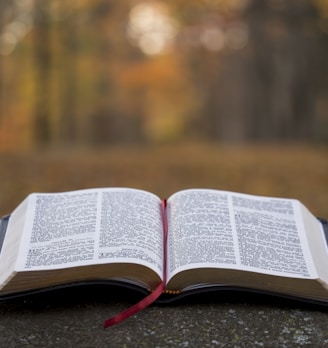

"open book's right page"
[166,189,326,288]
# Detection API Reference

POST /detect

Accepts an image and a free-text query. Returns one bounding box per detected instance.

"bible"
[0,188,327,326]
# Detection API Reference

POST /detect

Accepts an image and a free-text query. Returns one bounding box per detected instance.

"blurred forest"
[0,0,328,150]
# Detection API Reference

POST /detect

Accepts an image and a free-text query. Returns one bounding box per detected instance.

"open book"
[0,188,328,324]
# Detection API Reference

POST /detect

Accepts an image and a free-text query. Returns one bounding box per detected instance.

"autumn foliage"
[0,0,328,151]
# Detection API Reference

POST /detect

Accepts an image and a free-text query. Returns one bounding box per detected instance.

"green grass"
[0,143,327,218]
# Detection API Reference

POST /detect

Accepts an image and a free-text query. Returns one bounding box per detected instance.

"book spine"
[0,215,10,253]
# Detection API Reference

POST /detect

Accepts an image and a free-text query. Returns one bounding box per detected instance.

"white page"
[166,189,317,282]
[15,188,164,278]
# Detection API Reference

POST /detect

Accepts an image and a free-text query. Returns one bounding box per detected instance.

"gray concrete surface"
[0,286,328,347]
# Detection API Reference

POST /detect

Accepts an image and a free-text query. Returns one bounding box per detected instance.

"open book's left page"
[0,188,164,292]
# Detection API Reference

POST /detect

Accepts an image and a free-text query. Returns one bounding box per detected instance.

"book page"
[14,188,164,278]
[166,189,317,282]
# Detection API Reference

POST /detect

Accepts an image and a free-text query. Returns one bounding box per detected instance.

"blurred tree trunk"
[315,20,328,142]
[0,40,4,129]
[244,0,319,141]
[87,0,144,145]
[0,55,3,123]
[33,0,52,146]
[265,1,317,141]
[58,16,79,145]
[193,0,321,143]
[0,0,10,126]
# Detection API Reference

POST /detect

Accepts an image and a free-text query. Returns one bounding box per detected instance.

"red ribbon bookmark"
[103,199,168,328]
[103,281,165,328]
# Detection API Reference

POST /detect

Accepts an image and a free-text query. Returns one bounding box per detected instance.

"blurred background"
[0,2,328,343]
[0,0,327,217]
[1,0,328,148]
